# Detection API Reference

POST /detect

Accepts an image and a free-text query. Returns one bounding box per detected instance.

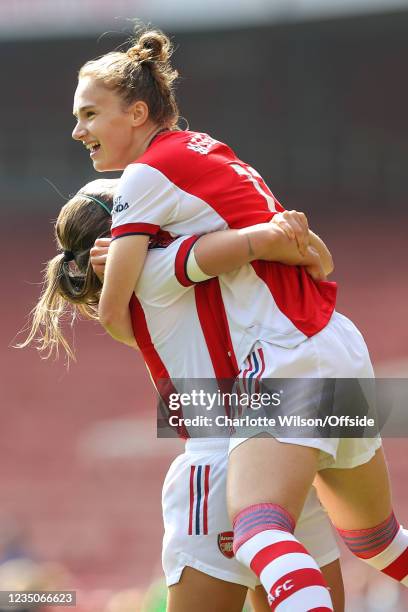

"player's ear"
[129,101,149,127]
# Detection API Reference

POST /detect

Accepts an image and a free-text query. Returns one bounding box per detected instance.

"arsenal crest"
[217,531,234,559]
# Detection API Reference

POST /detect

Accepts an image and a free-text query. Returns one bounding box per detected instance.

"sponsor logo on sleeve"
[112,195,129,214]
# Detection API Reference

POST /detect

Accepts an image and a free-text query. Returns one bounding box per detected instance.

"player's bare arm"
[91,218,329,287]
[98,234,149,347]
[194,220,329,281]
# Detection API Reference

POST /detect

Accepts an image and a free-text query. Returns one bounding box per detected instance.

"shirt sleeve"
[137,236,205,304]
[174,236,214,287]
[111,163,179,239]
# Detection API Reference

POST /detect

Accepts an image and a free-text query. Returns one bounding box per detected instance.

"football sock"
[233,503,333,611]
[337,511,408,586]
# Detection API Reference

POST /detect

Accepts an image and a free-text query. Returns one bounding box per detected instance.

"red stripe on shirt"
[194,279,239,378]
[129,295,189,439]
[203,465,210,535]
[112,222,160,238]
[174,235,200,286]
[129,295,169,381]
[188,465,195,535]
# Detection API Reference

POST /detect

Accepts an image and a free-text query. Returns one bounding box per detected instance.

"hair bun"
[127,31,171,64]
[126,44,150,63]
[79,25,179,128]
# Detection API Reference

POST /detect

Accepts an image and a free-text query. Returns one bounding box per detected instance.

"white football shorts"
[229,311,382,469]
[162,438,339,589]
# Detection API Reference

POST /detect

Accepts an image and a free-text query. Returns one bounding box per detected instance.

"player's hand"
[90,237,111,282]
[271,210,310,256]
[304,246,327,282]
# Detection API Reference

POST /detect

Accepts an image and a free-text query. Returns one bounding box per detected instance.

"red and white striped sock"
[233,503,333,611]
[337,511,408,586]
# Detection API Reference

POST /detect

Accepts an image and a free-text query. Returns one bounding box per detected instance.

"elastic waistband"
[185,438,229,453]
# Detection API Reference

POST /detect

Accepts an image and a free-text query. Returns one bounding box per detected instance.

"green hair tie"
[78,193,112,216]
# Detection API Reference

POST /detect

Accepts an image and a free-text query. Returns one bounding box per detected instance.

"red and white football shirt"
[112,130,336,356]
[130,236,237,384]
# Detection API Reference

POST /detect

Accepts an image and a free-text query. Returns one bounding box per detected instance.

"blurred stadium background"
[1,0,407,610]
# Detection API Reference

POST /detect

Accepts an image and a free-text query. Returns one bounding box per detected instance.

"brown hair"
[20,179,116,360]
[79,26,179,128]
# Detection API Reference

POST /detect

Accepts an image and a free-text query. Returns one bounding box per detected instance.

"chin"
[93,160,110,172]
[93,159,123,172]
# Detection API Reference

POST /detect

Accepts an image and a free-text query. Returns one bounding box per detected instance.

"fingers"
[304,246,326,281]
[90,245,110,261]
[285,210,309,255]
[94,237,112,247]
[92,264,106,278]
[276,219,297,241]
[90,239,110,282]
[90,250,107,281]
[90,255,108,268]
[293,210,309,232]
[272,210,309,255]
[305,264,326,281]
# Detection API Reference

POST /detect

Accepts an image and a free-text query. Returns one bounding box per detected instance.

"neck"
[136,123,166,158]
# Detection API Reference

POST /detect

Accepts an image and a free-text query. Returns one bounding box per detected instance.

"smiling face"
[72,77,143,172]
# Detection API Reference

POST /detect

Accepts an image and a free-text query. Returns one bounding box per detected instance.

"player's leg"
[228,437,319,521]
[163,440,258,610]
[249,559,344,612]
[315,446,392,527]
[315,447,408,586]
[248,476,345,611]
[226,326,361,611]
[228,437,334,610]
[167,567,247,612]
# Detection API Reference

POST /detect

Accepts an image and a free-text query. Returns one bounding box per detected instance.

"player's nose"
[72,121,87,141]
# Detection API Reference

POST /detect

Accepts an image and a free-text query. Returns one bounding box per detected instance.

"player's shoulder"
[138,130,237,169]
[121,130,239,196]
[117,161,168,198]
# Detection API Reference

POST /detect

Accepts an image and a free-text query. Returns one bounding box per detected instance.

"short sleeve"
[174,236,214,287]
[111,163,179,239]
[137,236,202,304]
